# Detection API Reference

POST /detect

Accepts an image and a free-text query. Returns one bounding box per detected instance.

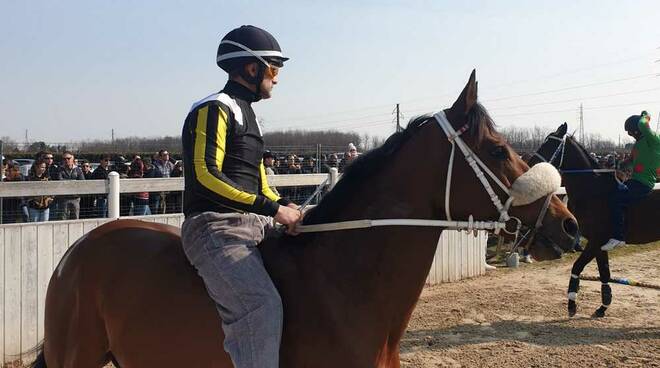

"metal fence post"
[108,171,120,218]
[0,139,4,224]
[328,168,338,189]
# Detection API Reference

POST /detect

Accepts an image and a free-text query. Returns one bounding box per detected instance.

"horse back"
[45,219,233,367]
[627,190,660,244]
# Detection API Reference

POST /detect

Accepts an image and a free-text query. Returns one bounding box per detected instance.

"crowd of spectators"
[1,143,359,223]
[1,149,185,224]
[264,142,359,175]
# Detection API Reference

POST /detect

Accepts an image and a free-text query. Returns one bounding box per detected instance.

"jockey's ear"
[450,69,478,117]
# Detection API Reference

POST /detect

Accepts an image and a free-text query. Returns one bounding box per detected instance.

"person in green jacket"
[602,111,660,251]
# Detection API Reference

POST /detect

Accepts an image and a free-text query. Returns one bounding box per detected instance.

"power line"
[269,111,392,130]
[267,102,396,125]
[486,50,655,91]
[267,54,658,127]
[486,73,658,102]
[486,86,660,111]
[266,69,658,132]
[490,100,659,118]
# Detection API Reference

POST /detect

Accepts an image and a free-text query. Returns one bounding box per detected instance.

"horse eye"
[490,146,508,160]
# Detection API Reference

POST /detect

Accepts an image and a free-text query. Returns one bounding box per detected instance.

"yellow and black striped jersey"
[182,81,290,217]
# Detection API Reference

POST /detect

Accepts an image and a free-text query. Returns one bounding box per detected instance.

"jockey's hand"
[275,205,302,236]
[615,170,627,182]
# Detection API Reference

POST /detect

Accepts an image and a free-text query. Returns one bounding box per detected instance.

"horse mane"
[565,135,618,191]
[566,135,602,169]
[303,114,433,225]
[466,102,503,148]
[303,102,500,225]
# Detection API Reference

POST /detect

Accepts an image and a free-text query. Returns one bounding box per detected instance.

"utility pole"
[396,104,401,132]
[394,103,404,133]
[25,129,28,147]
[0,139,3,224]
[579,103,584,144]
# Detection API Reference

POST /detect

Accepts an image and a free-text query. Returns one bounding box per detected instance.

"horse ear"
[557,122,568,136]
[450,69,478,116]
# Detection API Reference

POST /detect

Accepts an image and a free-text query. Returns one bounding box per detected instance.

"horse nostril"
[562,218,579,237]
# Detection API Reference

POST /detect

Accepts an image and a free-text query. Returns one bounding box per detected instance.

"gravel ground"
[400,242,660,368]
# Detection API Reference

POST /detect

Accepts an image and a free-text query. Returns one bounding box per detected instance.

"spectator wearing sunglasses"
[37,151,59,180]
[55,151,85,220]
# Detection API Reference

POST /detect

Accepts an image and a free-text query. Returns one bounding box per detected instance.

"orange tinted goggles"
[265,64,279,78]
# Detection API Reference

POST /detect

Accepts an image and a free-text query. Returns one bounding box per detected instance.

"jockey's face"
[627,129,642,141]
[241,62,278,100]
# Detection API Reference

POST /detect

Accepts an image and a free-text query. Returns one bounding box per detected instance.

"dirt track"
[400,243,660,368]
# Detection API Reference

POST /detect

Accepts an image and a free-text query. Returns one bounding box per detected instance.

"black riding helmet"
[624,110,648,134]
[216,25,288,100]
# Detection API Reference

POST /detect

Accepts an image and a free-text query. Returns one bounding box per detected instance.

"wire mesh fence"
[0,183,327,224]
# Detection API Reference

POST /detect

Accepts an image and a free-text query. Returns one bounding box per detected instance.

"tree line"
[1,126,624,159]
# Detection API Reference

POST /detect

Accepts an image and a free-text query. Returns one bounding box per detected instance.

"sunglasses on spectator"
[64,157,73,160]
[45,156,53,160]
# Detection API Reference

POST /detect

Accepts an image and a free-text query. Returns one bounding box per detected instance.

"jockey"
[602,111,660,251]
[180,25,301,368]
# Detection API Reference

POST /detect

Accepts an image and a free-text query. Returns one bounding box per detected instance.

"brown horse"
[529,128,660,317]
[32,71,578,368]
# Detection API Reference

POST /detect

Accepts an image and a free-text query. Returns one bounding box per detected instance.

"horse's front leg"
[592,250,612,318]
[567,245,597,317]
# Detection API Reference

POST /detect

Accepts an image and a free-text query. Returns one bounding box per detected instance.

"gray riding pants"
[181,211,282,368]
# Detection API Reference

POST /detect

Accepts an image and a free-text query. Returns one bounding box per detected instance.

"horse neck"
[561,149,616,240]
[283,129,447,349]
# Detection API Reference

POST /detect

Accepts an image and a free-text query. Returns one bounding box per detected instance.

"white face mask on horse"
[509,162,562,206]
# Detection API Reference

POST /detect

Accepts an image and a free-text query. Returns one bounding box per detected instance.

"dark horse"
[528,124,660,317]
[32,71,579,368]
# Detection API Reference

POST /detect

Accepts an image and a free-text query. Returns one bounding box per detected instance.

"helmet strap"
[238,63,265,102]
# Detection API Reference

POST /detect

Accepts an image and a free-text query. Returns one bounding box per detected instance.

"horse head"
[437,71,578,260]
[528,122,568,167]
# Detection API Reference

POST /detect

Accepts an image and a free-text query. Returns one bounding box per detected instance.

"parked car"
[13,158,35,166]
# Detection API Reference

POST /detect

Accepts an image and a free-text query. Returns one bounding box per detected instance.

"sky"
[1,0,659,146]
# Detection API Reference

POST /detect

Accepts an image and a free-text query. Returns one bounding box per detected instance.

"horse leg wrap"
[593,306,607,318]
[568,299,577,317]
[567,274,580,317]
[568,274,580,297]
[593,283,612,318]
[601,283,612,307]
